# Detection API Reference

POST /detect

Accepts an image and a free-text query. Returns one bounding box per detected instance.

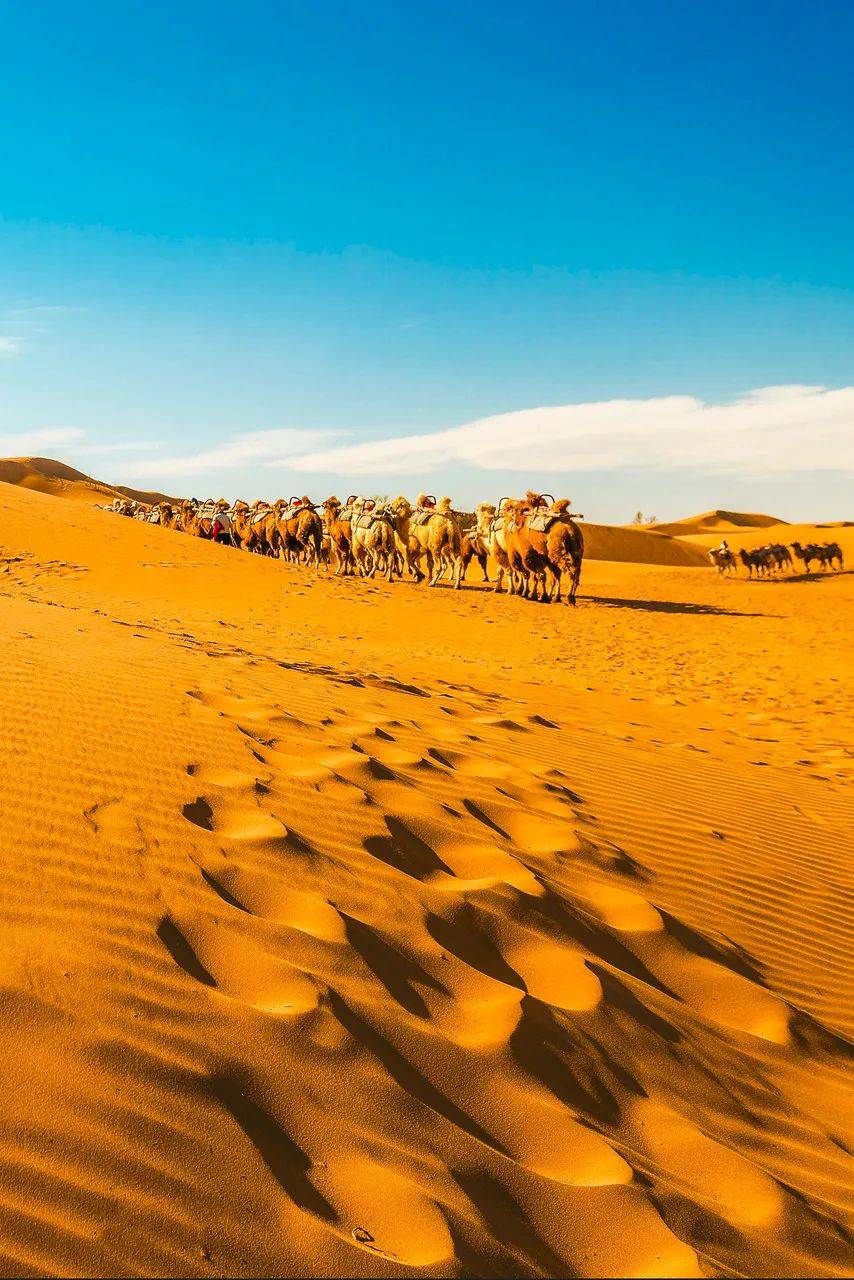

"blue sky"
[1,0,852,519]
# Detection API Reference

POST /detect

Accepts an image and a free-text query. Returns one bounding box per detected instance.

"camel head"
[504,499,527,527]
[323,496,341,514]
[475,502,496,533]
[391,495,412,517]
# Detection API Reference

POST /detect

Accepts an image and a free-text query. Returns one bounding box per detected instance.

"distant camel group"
[709,540,844,577]
[98,490,585,604]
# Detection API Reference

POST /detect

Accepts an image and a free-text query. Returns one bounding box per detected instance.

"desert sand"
[0,465,851,1278]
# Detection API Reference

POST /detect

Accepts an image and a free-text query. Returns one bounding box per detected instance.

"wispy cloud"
[4,305,86,319]
[0,426,85,454]
[75,440,163,456]
[0,302,83,355]
[128,428,335,479]
[283,385,854,478]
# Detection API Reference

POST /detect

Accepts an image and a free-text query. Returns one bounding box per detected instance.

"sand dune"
[0,476,852,1277]
[652,510,787,538]
[0,456,174,508]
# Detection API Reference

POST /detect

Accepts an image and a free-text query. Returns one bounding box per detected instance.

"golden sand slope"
[0,479,852,1278]
[0,456,173,507]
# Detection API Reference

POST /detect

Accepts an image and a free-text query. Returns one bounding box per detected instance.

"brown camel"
[277,498,323,569]
[505,493,584,604]
[322,497,355,575]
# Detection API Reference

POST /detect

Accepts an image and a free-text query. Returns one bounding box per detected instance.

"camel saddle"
[525,512,557,533]
[411,508,436,528]
[353,510,389,531]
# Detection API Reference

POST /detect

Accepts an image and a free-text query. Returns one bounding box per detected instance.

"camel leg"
[410,551,425,583]
[568,556,582,605]
[478,550,489,583]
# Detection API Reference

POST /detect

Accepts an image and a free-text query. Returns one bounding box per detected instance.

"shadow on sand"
[581,594,764,617]
[750,569,850,585]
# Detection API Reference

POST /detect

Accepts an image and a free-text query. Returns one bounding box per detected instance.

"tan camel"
[388,496,425,582]
[349,499,397,580]
[409,495,463,588]
[475,503,522,594]
[708,547,737,575]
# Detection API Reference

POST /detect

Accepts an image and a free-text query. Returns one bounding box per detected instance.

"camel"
[277,498,323,569]
[792,540,844,572]
[768,543,793,572]
[349,499,397,580]
[408,494,463,588]
[461,528,489,583]
[739,547,769,577]
[504,493,584,604]
[708,547,737,575]
[321,497,355,575]
[387,497,425,582]
[232,500,281,555]
[825,541,844,570]
[476,502,521,595]
[434,526,489,585]
[178,500,218,539]
[790,541,826,573]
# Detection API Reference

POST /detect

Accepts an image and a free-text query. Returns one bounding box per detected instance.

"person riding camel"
[716,538,730,556]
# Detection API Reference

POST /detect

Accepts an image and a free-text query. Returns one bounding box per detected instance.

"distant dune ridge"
[0,464,851,1277]
[0,456,176,508]
[651,509,787,536]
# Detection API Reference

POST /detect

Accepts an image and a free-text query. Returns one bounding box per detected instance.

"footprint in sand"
[628,924,791,1044]
[182,791,288,843]
[310,1155,454,1267]
[160,912,323,1015]
[622,1097,785,1228]
[197,857,347,944]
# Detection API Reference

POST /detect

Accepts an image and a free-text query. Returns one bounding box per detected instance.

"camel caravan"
[99,491,586,604]
[708,538,844,577]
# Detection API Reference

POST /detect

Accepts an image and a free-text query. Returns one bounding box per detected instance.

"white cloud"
[283,385,854,478]
[128,428,334,479]
[0,336,24,358]
[0,426,85,454]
